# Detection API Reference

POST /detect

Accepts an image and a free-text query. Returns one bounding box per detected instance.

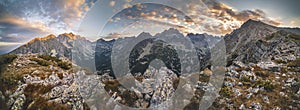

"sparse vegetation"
[265,34,275,41]
[274,59,286,64]
[30,58,51,66]
[57,61,72,70]
[254,80,276,92]
[0,54,17,73]
[103,80,121,93]
[255,71,269,79]
[39,55,60,62]
[220,86,232,97]
[23,84,69,110]
[287,58,300,67]
[240,76,252,86]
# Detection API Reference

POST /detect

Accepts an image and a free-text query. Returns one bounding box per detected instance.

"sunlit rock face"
[10,33,91,59]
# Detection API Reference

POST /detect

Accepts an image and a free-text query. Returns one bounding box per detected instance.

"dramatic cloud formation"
[103,0,284,36]
[0,0,96,45]
[0,0,299,54]
[182,0,282,35]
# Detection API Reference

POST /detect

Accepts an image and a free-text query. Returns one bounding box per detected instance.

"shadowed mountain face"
[94,28,221,77]
[128,38,181,76]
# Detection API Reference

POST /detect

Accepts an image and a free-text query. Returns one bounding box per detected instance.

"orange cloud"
[109,1,116,7]
[0,16,50,33]
[61,0,93,28]
[181,0,283,35]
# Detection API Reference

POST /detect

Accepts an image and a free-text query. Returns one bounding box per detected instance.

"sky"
[0,0,299,54]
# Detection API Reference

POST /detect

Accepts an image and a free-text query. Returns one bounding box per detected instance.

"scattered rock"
[250,102,262,110]
[11,94,26,110]
[239,104,246,110]
[263,96,270,104]
[233,61,246,68]
[237,82,243,86]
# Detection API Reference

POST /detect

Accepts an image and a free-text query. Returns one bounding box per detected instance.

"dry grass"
[23,84,67,109]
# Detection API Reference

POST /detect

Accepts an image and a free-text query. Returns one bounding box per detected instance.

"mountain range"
[9,19,300,72]
[1,19,300,109]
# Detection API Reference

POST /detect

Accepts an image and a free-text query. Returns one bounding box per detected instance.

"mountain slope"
[224,19,278,55]
[94,28,221,77]
[233,30,300,63]
[10,33,90,59]
[225,19,300,64]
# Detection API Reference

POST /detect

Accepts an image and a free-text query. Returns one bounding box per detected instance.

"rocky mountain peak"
[137,32,152,38]
[241,19,265,27]
[158,28,181,36]
[225,19,278,54]
[58,32,80,40]
[27,34,56,45]
[239,19,276,31]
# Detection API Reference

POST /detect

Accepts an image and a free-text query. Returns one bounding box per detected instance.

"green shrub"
[265,34,275,41]
[57,61,72,70]
[287,59,300,67]
[0,54,17,73]
[30,58,50,66]
[254,80,276,92]
[274,59,286,64]
[255,71,269,79]
[220,86,232,97]
[39,55,60,62]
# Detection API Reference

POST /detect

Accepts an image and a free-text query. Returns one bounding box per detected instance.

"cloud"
[61,0,95,27]
[180,0,283,35]
[109,1,116,7]
[0,15,50,42]
[289,17,300,27]
[0,0,97,42]
[123,3,132,9]
[111,1,284,36]
[0,16,50,33]
[104,32,131,40]
[0,42,23,46]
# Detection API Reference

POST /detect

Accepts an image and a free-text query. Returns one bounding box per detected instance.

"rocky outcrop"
[10,33,92,59]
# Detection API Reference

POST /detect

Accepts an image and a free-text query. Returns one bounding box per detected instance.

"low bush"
[287,59,300,67]
[254,80,276,92]
[0,54,17,73]
[220,86,232,97]
[30,58,50,66]
[39,55,60,62]
[255,71,269,79]
[57,61,72,70]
